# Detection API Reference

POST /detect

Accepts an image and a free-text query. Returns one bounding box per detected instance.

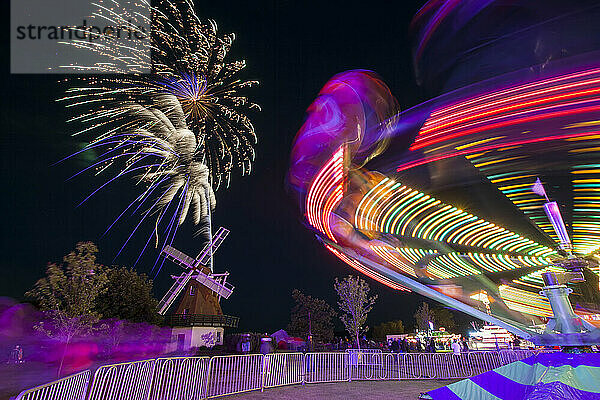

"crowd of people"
[324,335,474,353]
[385,337,471,353]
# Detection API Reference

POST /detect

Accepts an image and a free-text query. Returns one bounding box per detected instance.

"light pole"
[308,311,314,352]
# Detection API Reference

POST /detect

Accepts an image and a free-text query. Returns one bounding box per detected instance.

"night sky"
[1,0,441,334]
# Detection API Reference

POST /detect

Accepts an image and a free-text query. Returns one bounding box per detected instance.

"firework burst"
[59,0,259,257]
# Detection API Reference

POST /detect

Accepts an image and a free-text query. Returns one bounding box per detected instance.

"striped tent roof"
[426,352,600,400]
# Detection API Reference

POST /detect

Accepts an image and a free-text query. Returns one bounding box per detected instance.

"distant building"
[469,325,513,350]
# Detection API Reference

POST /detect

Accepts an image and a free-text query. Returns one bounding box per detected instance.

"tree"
[334,275,378,349]
[95,266,160,324]
[414,302,457,332]
[25,242,108,376]
[102,319,126,357]
[372,320,404,341]
[414,302,434,331]
[288,289,336,344]
[431,307,456,331]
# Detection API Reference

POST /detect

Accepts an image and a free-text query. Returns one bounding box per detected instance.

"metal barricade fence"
[379,353,400,380]
[449,353,472,378]
[399,352,473,379]
[416,353,437,379]
[149,356,210,400]
[14,349,545,399]
[536,348,560,355]
[87,359,155,400]
[426,353,471,379]
[347,351,383,380]
[263,353,305,388]
[15,369,91,400]
[468,351,502,376]
[498,349,535,365]
[345,349,383,355]
[398,353,414,379]
[304,352,350,383]
[205,354,264,398]
[400,353,432,379]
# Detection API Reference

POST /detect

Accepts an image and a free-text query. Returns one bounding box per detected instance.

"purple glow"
[0,298,173,396]
[288,70,399,208]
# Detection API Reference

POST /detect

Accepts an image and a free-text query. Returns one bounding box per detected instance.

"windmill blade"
[196,227,230,266]
[194,241,210,259]
[161,245,197,269]
[193,269,235,299]
[158,270,194,315]
[158,226,234,305]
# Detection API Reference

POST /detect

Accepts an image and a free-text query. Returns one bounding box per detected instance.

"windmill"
[157,227,234,316]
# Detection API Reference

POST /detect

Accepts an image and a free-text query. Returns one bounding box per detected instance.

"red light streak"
[398,131,600,172]
[429,68,600,119]
[412,102,600,150]
[421,86,600,137]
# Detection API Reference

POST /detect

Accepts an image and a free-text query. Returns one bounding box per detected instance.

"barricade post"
[88,359,155,400]
[304,352,350,383]
[263,353,305,388]
[205,354,264,398]
[345,349,383,380]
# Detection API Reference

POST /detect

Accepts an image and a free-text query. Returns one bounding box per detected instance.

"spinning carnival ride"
[288,0,600,347]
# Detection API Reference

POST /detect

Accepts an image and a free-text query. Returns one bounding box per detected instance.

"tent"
[270,329,306,351]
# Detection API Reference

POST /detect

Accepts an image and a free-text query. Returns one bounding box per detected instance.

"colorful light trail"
[325,245,410,292]
[413,69,600,150]
[289,64,600,329]
[498,285,553,318]
[306,146,345,242]
[355,177,555,257]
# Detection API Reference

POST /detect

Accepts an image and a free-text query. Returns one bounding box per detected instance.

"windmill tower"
[159,227,239,351]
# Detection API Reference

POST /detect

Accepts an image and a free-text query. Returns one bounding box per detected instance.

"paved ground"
[226,380,458,399]
[1,362,60,400]
[0,360,106,400]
